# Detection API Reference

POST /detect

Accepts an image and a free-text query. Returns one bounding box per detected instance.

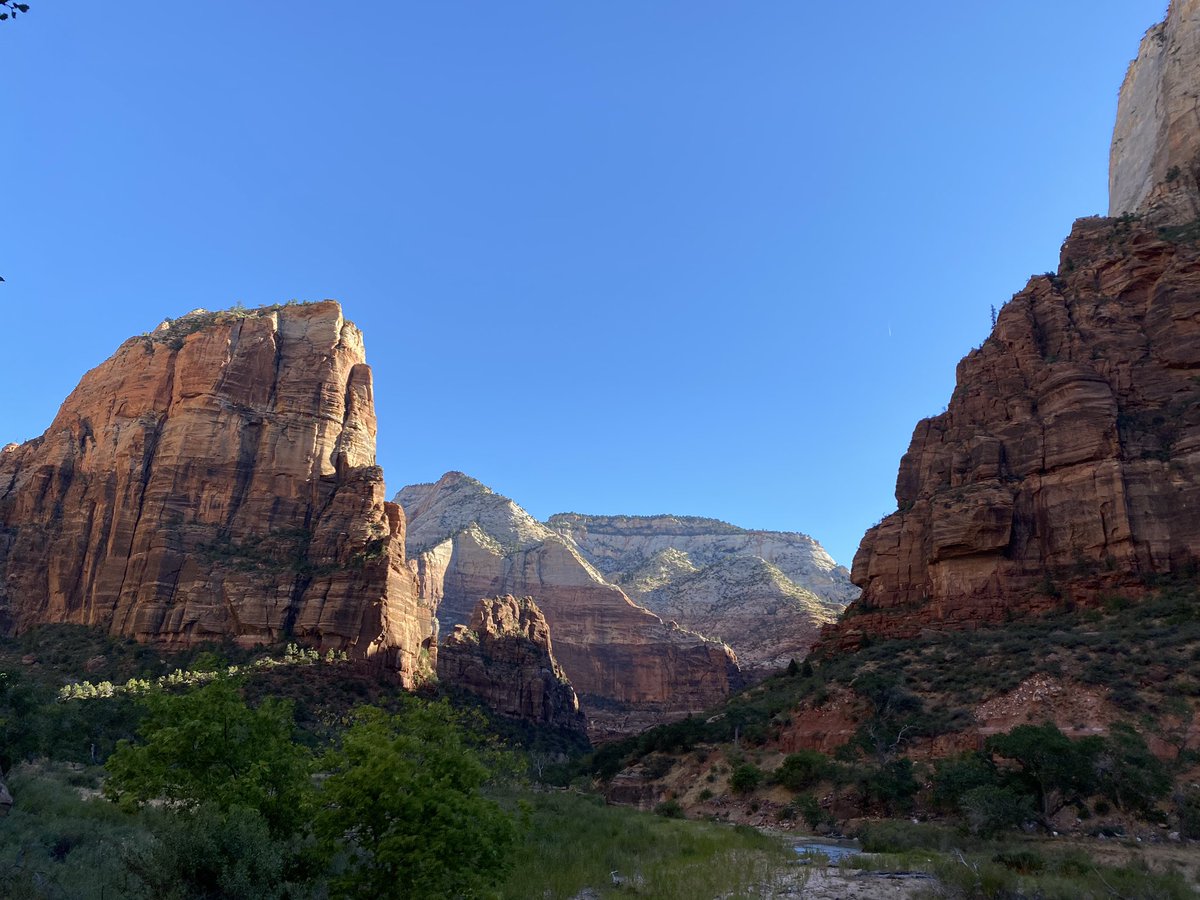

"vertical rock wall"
[0,302,435,685]
[1111,0,1200,223]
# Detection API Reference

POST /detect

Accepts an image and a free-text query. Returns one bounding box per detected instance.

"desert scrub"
[0,761,156,900]
[495,790,797,899]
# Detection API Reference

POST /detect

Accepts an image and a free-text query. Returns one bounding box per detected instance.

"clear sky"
[3,1,1166,567]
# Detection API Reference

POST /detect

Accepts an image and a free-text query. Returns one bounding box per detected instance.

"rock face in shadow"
[547,513,853,675]
[396,473,742,736]
[1111,0,1200,224]
[437,595,586,733]
[0,302,435,685]
[825,215,1200,650]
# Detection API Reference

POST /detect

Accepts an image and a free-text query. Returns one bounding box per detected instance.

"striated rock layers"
[827,2,1200,651]
[547,513,853,674]
[1111,0,1200,224]
[396,473,741,735]
[437,595,586,733]
[0,302,435,685]
[827,214,1200,649]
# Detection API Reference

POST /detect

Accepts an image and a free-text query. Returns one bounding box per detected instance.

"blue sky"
[4,1,1166,566]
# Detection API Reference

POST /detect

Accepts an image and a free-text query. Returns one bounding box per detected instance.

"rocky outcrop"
[397,473,742,736]
[1111,0,1200,223]
[0,302,435,685]
[547,513,853,674]
[548,513,858,607]
[826,214,1200,649]
[437,595,586,733]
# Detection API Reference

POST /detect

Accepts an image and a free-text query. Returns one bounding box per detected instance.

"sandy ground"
[571,869,935,899]
[790,869,935,898]
[736,868,936,899]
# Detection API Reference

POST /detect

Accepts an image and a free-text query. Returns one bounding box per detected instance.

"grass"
[495,790,799,899]
[855,821,1199,900]
[0,765,799,900]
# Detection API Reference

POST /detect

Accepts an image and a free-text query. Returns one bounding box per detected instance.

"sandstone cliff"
[0,302,435,685]
[437,595,586,733]
[548,513,852,674]
[1111,0,1200,223]
[396,473,741,736]
[827,214,1200,649]
[826,1,1200,650]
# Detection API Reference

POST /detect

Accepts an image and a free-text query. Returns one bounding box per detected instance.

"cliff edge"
[0,302,435,684]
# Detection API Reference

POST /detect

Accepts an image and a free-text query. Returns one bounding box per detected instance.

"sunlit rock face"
[823,215,1200,651]
[546,513,854,675]
[824,2,1200,652]
[396,473,742,737]
[0,302,435,686]
[1111,0,1200,223]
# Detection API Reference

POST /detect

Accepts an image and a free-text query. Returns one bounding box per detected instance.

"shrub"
[859,821,963,854]
[793,793,833,831]
[958,785,1035,837]
[931,753,998,812]
[1175,787,1200,839]
[858,758,919,815]
[774,750,830,792]
[654,799,684,818]
[992,849,1045,874]
[729,763,762,795]
[122,803,298,900]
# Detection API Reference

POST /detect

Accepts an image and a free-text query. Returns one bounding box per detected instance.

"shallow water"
[793,839,862,863]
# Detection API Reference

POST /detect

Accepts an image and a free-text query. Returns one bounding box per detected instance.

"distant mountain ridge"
[547,512,855,674]
[547,512,859,607]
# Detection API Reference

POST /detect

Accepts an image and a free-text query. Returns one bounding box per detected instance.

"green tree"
[0,669,41,773]
[859,758,919,815]
[930,753,999,812]
[104,679,314,838]
[315,701,516,899]
[1093,724,1170,814]
[986,724,1101,820]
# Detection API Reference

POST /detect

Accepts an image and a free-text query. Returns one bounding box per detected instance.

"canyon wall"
[548,513,852,674]
[0,302,435,685]
[397,473,742,736]
[828,0,1200,650]
[1111,0,1200,224]
[827,215,1200,649]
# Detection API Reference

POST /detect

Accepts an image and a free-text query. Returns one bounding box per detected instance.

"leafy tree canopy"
[104,678,314,838]
[316,700,517,899]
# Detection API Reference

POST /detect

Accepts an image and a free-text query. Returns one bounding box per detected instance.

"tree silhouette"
[0,3,30,21]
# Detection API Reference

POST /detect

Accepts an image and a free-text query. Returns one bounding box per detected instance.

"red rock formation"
[0,302,435,685]
[825,215,1200,650]
[437,595,586,733]
[397,473,742,737]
